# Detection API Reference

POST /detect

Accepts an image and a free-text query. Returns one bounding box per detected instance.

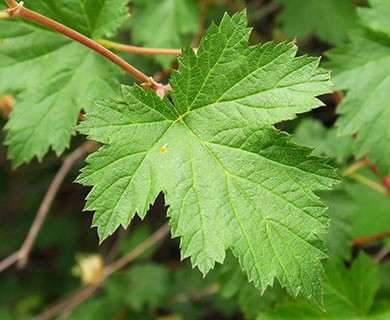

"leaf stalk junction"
[2,0,169,92]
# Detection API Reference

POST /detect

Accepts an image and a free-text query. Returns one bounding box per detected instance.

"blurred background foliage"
[0,0,389,319]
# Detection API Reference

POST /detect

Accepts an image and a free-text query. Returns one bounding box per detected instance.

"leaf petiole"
[341,160,367,177]
[3,0,163,90]
[347,173,388,195]
[0,10,11,19]
[98,39,183,56]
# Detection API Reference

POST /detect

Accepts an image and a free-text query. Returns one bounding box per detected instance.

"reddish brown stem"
[225,0,240,12]
[37,223,170,320]
[370,163,390,195]
[0,142,96,273]
[5,0,17,7]
[4,1,157,88]
[353,232,390,246]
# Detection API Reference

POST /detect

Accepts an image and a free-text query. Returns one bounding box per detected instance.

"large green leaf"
[276,0,358,45]
[0,0,128,166]
[78,12,339,302]
[326,0,390,176]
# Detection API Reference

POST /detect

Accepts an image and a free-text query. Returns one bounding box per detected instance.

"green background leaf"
[276,0,358,45]
[259,254,381,319]
[0,0,128,166]
[293,118,354,164]
[130,0,199,68]
[326,0,390,176]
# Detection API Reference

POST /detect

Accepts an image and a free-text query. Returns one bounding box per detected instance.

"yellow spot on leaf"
[160,143,168,153]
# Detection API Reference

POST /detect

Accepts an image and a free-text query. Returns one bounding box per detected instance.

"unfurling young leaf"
[78,12,339,303]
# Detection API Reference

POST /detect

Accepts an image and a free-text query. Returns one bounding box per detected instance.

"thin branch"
[373,245,390,263]
[248,2,280,21]
[4,0,18,7]
[37,223,171,320]
[332,91,344,105]
[353,232,390,246]
[4,1,160,89]
[347,173,388,195]
[225,0,241,12]
[103,223,170,275]
[98,39,182,56]
[0,142,96,273]
[382,177,390,195]
[170,284,220,304]
[341,160,367,177]
[37,284,99,320]
[0,252,19,273]
[370,163,390,195]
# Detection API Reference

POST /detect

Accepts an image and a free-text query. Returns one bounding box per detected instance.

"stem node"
[3,0,160,88]
[5,0,23,17]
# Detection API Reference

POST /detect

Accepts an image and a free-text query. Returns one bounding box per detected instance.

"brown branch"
[170,284,220,304]
[5,0,18,7]
[98,39,182,56]
[225,0,241,12]
[0,142,96,273]
[0,252,19,273]
[373,245,390,263]
[4,1,161,90]
[353,232,390,246]
[248,2,280,21]
[36,284,100,320]
[37,223,171,320]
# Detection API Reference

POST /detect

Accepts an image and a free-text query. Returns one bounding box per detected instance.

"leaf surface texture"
[79,13,339,302]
